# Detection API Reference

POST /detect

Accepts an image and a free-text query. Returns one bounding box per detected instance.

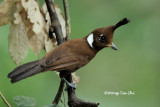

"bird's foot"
[64,83,76,91]
[62,77,76,89]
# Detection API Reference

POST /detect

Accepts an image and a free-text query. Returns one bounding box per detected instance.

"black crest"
[114,18,130,30]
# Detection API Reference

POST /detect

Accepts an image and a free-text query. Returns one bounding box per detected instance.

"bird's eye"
[99,35,105,43]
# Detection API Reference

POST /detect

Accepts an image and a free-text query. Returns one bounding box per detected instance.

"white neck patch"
[87,33,94,48]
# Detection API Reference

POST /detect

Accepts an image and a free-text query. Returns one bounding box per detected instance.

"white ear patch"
[87,33,94,48]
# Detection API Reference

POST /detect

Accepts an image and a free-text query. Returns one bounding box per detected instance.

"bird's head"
[86,18,130,51]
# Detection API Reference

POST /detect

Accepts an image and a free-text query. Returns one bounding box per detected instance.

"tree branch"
[0,91,11,107]
[45,0,64,44]
[52,0,72,105]
[52,79,65,105]
[45,0,99,106]
[66,74,99,107]
[45,0,66,105]
[45,0,65,105]
[63,0,71,40]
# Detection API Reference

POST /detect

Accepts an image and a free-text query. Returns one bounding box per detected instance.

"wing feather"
[44,56,79,71]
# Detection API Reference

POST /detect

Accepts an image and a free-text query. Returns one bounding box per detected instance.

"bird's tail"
[8,60,44,83]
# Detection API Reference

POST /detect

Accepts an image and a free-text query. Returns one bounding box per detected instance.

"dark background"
[0,0,160,107]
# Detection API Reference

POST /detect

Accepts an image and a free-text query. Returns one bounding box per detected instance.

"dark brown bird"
[8,18,130,87]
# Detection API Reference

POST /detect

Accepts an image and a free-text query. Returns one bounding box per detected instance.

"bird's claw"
[64,83,76,91]
[62,77,76,90]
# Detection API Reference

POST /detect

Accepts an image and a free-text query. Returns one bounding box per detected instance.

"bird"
[8,18,130,88]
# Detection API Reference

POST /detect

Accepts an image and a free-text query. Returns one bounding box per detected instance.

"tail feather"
[8,60,39,78]
[8,60,44,83]
[11,66,43,83]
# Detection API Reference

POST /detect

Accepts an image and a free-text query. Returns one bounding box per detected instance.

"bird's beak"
[110,43,118,50]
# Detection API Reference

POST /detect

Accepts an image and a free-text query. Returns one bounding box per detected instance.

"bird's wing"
[41,40,84,71]
[44,55,79,71]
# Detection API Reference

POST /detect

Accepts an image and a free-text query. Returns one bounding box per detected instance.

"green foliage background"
[0,0,160,107]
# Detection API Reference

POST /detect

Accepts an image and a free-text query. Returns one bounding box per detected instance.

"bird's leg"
[62,77,76,89]
[60,71,76,89]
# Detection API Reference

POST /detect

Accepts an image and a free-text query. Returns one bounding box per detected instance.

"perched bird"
[8,18,130,87]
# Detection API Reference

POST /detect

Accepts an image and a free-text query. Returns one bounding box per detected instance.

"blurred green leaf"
[13,96,36,107]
